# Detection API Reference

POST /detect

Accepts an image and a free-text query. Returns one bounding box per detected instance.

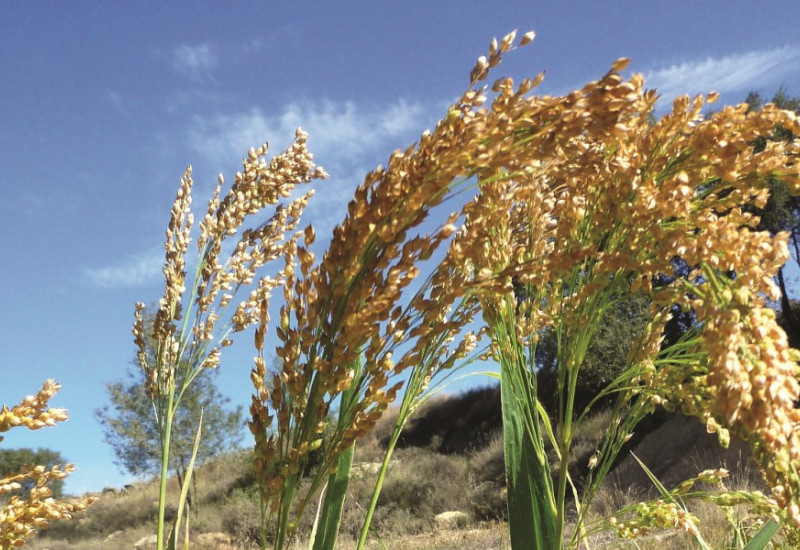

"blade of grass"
[310,355,362,550]
[742,519,780,550]
[537,399,560,462]
[310,444,355,550]
[630,453,711,550]
[166,409,203,550]
[356,400,408,550]
[307,481,326,550]
[630,452,670,496]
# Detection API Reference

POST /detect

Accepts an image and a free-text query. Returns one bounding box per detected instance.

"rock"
[134,534,158,548]
[105,530,124,540]
[434,510,470,528]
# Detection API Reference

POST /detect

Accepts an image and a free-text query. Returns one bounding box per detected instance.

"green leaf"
[501,365,559,549]
[311,354,362,550]
[630,452,671,498]
[310,443,355,550]
[166,409,204,550]
[742,519,780,550]
[536,399,559,461]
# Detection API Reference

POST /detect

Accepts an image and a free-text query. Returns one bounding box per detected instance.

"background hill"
[25,386,766,549]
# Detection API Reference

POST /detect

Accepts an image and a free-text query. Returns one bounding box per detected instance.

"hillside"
[26,387,768,549]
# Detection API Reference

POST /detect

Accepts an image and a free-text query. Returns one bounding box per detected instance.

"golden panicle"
[0,380,68,438]
[155,167,194,340]
[0,463,97,547]
[241,33,800,536]
[0,384,96,546]
[611,499,701,539]
[138,125,326,409]
[426,42,800,526]
[135,125,328,539]
[193,132,325,318]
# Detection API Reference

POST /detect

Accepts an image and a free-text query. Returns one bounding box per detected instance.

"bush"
[220,488,262,547]
[467,431,507,520]
[378,449,470,517]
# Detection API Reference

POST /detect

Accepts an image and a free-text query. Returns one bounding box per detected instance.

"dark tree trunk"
[777,267,800,348]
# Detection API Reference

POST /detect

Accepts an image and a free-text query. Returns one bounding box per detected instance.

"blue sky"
[2,2,800,495]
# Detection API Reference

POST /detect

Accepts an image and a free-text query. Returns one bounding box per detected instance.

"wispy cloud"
[84,250,164,289]
[105,91,129,115]
[188,98,429,172]
[173,44,216,81]
[187,97,433,242]
[643,45,800,102]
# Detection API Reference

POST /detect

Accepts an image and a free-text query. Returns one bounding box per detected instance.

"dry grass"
[24,404,795,549]
[335,523,510,550]
[581,413,800,549]
[25,451,256,550]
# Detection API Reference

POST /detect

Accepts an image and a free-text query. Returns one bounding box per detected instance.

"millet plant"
[139,31,800,549]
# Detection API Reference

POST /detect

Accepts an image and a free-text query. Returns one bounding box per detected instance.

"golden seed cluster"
[134,129,327,405]
[0,381,67,439]
[415,34,800,528]
[611,499,702,539]
[609,469,781,541]
[0,464,96,548]
[0,382,95,547]
[242,31,800,530]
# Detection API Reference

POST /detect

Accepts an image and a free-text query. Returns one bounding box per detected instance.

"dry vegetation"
[22,390,797,549]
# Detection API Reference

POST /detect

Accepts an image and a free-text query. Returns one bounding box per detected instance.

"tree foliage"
[96,307,244,490]
[96,367,243,485]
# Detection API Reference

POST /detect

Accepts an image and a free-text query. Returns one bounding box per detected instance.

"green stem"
[555,441,569,542]
[259,498,269,550]
[156,393,175,550]
[311,443,355,550]
[555,359,578,545]
[274,480,300,550]
[356,414,405,550]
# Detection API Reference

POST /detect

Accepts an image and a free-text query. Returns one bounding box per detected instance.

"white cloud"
[173,44,216,80]
[187,98,429,172]
[84,251,164,289]
[186,97,433,246]
[643,45,800,102]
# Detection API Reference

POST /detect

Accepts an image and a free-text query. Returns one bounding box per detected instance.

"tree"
[96,368,242,487]
[0,448,68,498]
[96,308,244,500]
[531,292,652,414]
